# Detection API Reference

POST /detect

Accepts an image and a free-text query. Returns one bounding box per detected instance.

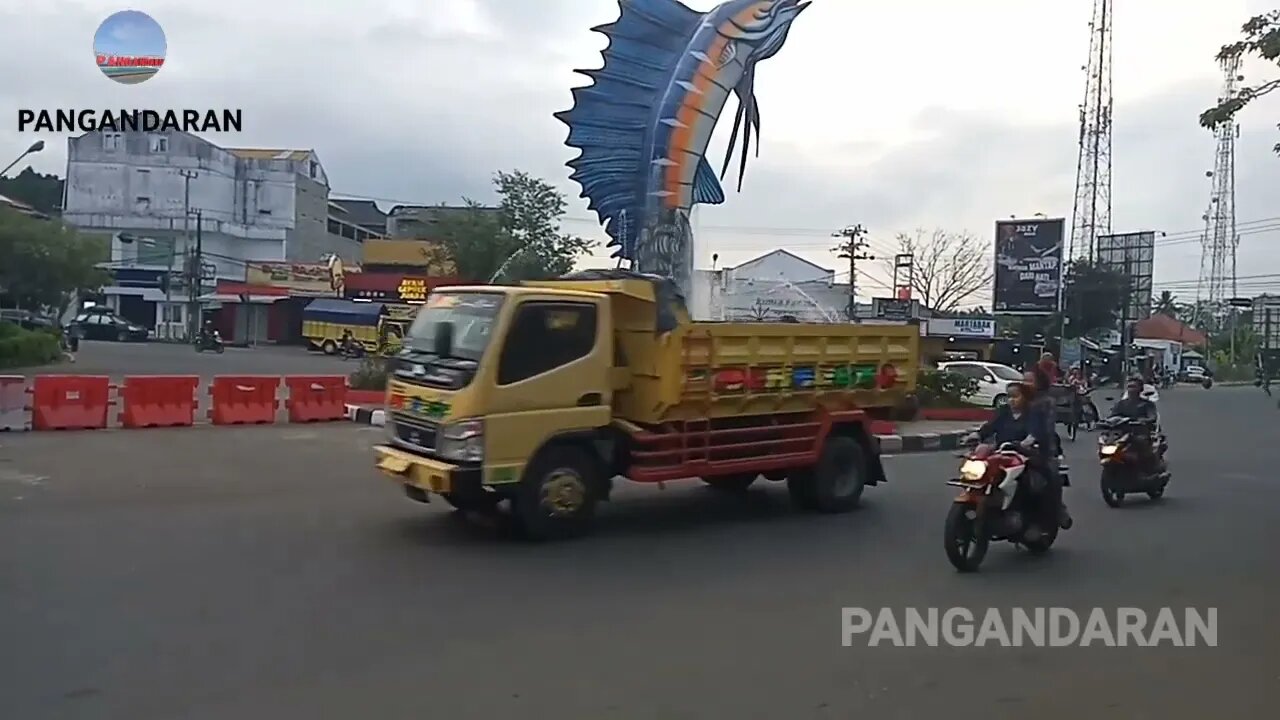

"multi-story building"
[386,204,497,240]
[61,130,362,337]
[1254,293,1280,352]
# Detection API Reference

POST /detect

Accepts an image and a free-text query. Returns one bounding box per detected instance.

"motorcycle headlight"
[959,459,987,481]
[436,418,483,462]
[1100,444,1119,456]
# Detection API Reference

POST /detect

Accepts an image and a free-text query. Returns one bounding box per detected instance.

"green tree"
[1153,290,1178,316]
[435,170,594,282]
[1061,259,1127,339]
[0,207,108,315]
[1200,11,1280,153]
[0,167,65,215]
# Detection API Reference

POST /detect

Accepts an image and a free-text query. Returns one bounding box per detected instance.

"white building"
[689,249,871,322]
[1254,293,1280,350]
[62,130,360,336]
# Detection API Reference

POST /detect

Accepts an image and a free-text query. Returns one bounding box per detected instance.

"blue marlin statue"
[556,0,810,297]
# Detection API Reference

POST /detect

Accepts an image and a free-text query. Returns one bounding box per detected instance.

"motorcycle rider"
[340,329,360,357]
[972,381,1070,530]
[1110,376,1166,474]
[198,319,218,347]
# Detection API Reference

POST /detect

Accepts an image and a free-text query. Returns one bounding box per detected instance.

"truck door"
[481,298,611,485]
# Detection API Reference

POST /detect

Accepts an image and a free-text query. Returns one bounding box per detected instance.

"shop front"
[922,317,997,365]
[343,272,462,319]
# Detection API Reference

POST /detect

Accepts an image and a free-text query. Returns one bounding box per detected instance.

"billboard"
[362,238,456,274]
[1096,232,1156,327]
[245,262,341,296]
[993,218,1065,314]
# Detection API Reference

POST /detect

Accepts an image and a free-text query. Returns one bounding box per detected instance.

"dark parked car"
[68,312,150,342]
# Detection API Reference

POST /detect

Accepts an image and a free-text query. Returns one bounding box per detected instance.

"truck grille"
[391,413,438,453]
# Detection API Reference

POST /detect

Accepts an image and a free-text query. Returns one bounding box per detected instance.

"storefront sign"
[245,262,340,296]
[925,318,995,339]
[397,277,429,302]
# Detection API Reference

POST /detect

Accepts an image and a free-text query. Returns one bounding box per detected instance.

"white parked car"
[937,361,1026,408]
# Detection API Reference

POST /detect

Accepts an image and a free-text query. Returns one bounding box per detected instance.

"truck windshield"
[405,292,504,361]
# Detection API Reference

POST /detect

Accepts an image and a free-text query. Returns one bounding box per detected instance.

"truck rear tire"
[511,446,600,541]
[321,339,337,355]
[787,435,866,513]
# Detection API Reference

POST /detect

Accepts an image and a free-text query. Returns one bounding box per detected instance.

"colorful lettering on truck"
[374,277,913,542]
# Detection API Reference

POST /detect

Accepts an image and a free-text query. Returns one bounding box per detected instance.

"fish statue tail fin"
[555,0,703,259]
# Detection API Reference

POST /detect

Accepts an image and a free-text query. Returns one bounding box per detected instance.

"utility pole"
[178,169,198,340]
[832,224,873,322]
[186,209,203,341]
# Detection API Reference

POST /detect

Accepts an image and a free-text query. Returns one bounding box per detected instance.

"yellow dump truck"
[373,272,918,539]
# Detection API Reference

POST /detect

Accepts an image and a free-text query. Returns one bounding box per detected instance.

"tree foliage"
[0,167,65,215]
[433,170,594,283]
[0,207,108,314]
[1061,259,1127,339]
[1200,11,1280,153]
[883,228,993,313]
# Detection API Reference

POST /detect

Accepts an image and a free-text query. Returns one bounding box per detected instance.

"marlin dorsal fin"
[556,0,705,260]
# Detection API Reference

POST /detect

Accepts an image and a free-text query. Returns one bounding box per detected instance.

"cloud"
[2,0,1279,300]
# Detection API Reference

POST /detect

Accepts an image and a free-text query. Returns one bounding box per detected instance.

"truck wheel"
[321,339,337,355]
[511,446,599,541]
[702,474,756,492]
[787,435,866,513]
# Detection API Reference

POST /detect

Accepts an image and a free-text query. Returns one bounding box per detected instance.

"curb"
[874,428,973,455]
[346,404,385,426]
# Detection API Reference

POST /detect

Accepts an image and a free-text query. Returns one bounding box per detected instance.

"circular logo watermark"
[93,10,166,84]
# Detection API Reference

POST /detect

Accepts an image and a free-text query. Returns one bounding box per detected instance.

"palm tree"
[1154,290,1178,317]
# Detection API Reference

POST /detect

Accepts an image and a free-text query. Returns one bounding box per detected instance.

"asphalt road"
[1,386,1277,719]
[7,340,356,380]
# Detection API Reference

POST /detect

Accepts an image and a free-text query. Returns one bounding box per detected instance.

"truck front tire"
[511,445,600,540]
[787,435,867,513]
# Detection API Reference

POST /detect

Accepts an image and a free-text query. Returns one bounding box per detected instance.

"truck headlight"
[436,418,483,462]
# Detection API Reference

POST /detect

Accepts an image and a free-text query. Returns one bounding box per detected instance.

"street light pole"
[1,140,45,178]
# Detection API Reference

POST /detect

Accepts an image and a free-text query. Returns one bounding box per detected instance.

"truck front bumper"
[374,444,482,500]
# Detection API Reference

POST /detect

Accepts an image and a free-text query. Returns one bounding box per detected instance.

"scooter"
[1097,415,1169,506]
[195,330,225,353]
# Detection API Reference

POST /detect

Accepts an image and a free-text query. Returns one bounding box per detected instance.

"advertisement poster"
[993,218,1065,314]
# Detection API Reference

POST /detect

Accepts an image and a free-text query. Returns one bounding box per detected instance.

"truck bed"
[616,320,918,424]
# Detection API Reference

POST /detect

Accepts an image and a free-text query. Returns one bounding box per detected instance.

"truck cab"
[375,284,615,529]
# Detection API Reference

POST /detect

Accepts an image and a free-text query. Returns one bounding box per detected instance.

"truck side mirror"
[434,321,454,357]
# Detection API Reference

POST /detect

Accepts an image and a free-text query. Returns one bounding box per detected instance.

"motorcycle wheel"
[1023,525,1059,555]
[944,504,989,573]
[215,345,224,354]
[1100,468,1125,508]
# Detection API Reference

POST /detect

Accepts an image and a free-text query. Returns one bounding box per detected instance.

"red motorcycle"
[944,442,1070,572]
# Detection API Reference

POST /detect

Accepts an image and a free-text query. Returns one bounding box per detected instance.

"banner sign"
[925,317,995,339]
[993,218,1065,314]
[246,262,339,296]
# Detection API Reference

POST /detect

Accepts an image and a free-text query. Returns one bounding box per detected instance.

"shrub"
[348,356,389,390]
[0,322,62,368]
[913,369,978,408]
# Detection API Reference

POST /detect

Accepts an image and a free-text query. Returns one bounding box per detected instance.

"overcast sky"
[3,0,1280,303]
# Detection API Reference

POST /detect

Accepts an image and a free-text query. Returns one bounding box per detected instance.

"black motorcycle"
[195,330,225,353]
[1097,415,1169,506]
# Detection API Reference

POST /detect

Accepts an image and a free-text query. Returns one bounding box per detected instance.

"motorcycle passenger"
[1110,376,1166,473]
[1022,372,1072,529]
[198,319,216,346]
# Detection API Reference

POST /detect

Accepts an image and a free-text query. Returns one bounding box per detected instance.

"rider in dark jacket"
[976,382,1053,459]
[1110,376,1165,473]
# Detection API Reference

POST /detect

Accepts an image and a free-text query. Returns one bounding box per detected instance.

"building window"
[103,133,121,151]
[328,218,341,234]
[149,134,168,153]
[258,209,272,215]
[309,161,318,178]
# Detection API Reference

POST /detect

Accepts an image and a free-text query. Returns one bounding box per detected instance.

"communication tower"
[1069,0,1114,261]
